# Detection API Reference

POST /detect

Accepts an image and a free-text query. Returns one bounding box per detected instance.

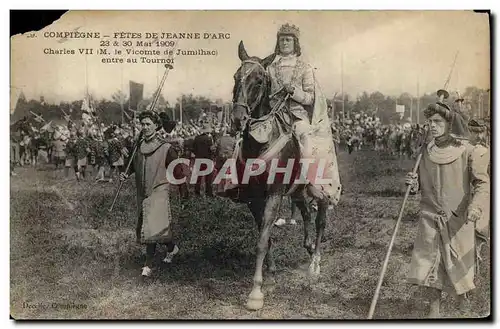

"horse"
[230,41,331,311]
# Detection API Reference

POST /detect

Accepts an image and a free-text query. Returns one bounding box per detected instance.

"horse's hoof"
[246,298,264,311]
[308,255,321,278]
[308,264,321,278]
[246,291,264,311]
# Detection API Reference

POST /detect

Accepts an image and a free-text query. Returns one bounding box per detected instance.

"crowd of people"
[330,99,490,157]
[9,110,232,183]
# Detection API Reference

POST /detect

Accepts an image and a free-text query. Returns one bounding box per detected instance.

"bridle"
[233,60,268,117]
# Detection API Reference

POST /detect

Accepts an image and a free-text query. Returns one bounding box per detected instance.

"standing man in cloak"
[120,110,185,277]
[405,99,490,318]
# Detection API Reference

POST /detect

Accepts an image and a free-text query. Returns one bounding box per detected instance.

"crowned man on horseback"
[227,24,342,311]
[265,23,341,203]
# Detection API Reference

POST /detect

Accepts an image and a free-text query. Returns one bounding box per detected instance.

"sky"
[10,10,490,106]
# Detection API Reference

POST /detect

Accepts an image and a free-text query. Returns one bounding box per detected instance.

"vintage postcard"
[10,10,491,320]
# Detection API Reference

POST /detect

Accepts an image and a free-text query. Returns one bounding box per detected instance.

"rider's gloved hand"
[283,84,295,95]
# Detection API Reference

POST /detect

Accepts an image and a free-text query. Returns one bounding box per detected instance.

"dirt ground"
[10,149,491,320]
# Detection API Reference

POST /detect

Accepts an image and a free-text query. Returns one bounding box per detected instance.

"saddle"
[248,115,274,144]
[247,93,293,145]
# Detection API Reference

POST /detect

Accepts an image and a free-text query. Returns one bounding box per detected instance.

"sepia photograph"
[9,10,491,320]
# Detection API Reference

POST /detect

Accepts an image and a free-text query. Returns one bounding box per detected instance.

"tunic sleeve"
[469,146,490,213]
[291,64,314,105]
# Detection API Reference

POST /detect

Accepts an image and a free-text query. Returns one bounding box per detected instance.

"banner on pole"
[129,81,144,111]
[395,104,405,113]
[10,88,22,115]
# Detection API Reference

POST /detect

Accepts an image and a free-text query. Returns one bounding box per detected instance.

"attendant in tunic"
[52,135,67,169]
[29,132,41,167]
[192,123,215,197]
[74,129,90,180]
[92,133,108,182]
[120,111,185,277]
[107,127,125,183]
[405,102,490,318]
[64,131,78,179]
[467,119,490,254]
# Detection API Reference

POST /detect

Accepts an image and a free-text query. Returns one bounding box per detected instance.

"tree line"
[328,86,490,123]
[11,86,489,126]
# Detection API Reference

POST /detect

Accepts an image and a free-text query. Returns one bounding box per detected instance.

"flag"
[129,81,144,111]
[40,121,53,132]
[30,111,45,123]
[10,87,26,115]
[81,97,91,113]
[81,94,96,114]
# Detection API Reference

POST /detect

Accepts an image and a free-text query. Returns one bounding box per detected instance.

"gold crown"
[277,23,300,38]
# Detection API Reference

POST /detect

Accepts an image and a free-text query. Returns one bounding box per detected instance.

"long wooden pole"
[367,143,425,319]
[109,63,173,212]
[341,52,345,119]
[108,138,141,212]
[416,78,420,124]
[180,97,183,125]
[410,96,413,124]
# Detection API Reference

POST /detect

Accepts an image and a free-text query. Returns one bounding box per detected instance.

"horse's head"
[231,41,276,132]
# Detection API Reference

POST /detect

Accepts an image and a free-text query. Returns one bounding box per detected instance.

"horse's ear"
[261,53,276,68]
[238,41,249,61]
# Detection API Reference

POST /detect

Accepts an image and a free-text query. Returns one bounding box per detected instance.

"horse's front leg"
[294,198,314,255]
[248,198,276,274]
[246,194,282,311]
[309,198,328,280]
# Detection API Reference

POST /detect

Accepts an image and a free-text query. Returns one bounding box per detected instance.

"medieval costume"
[266,23,341,204]
[214,131,237,196]
[406,102,490,317]
[64,132,78,178]
[122,111,185,277]
[51,135,67,169]
[107,127,125,183]
[467,119,490,253]
[90,134,108,182]
[74,130,91,180]
[192,123,215,197]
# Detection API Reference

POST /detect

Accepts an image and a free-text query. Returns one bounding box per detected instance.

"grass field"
[10,149,490,320]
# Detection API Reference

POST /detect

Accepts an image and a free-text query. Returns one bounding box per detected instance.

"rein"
[233,60,268,117]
